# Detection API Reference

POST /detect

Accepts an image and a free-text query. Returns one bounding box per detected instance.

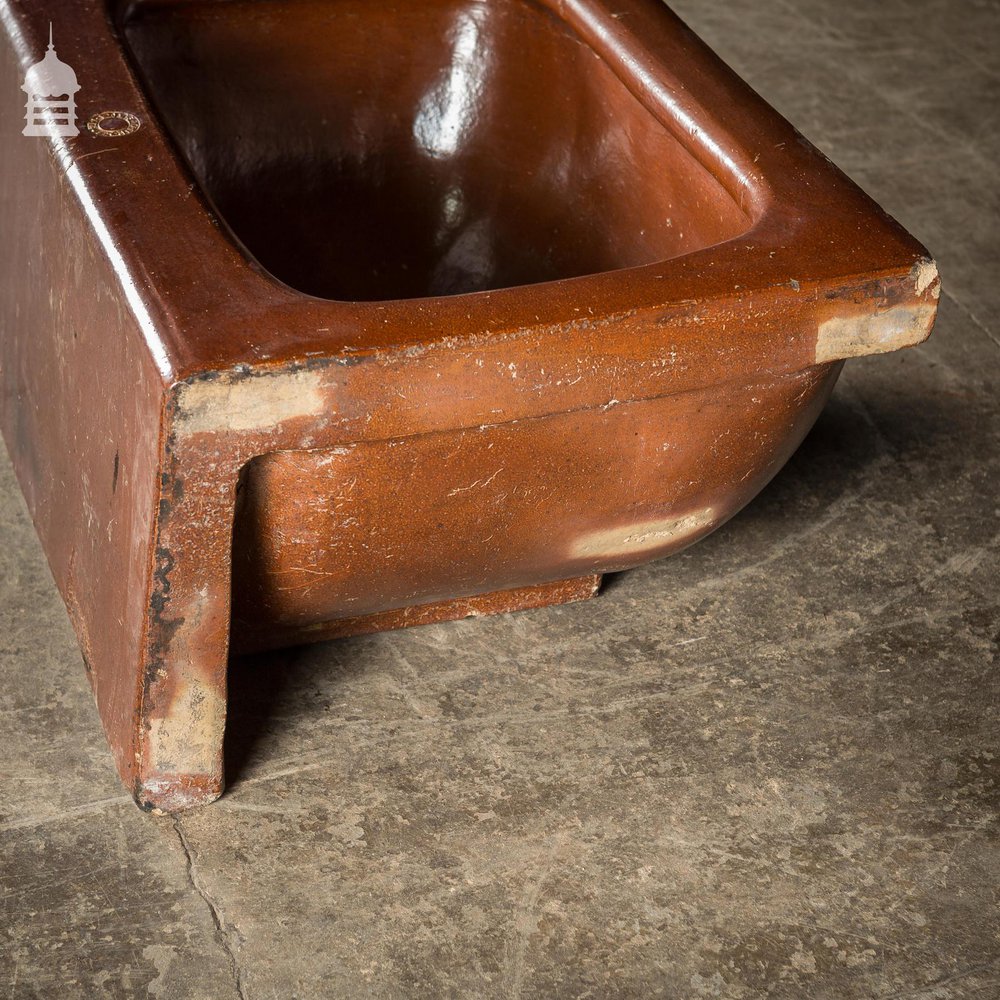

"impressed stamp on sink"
[86,110,141,137]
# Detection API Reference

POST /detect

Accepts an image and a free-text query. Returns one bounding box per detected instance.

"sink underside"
[122,0,752,301]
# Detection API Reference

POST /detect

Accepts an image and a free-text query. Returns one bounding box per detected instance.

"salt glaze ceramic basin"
[0,0,939,810]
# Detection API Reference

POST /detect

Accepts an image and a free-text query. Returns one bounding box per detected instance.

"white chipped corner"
[815,258,940,364]
[139,776,221,813]
[174,368,327,436]
[815,304,937,364]
[572,507,716,561]
[911,257,940,298]
[146,676,226,777]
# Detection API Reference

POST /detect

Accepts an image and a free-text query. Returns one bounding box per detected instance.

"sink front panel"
[229,364,838,649]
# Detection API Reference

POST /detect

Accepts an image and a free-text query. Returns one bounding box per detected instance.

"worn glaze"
[0,0,938,809]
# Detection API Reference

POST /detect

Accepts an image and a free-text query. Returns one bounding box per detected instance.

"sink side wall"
[0,22,166,792]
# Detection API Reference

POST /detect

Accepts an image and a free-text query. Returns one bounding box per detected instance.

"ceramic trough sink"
[0,0,939,810]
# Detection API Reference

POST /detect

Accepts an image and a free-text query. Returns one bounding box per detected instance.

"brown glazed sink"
[122,0,752,301]
[0,0,939,810]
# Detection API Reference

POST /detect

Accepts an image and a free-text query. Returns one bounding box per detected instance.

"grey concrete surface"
[2,0,998,996]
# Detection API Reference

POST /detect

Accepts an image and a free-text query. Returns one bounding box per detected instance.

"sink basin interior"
[121,0,752,302]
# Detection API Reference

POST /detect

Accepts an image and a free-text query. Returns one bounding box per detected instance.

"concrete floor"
[2,0,998,996]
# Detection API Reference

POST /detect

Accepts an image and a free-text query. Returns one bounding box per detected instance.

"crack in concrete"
[173,817,249,1000]
[500,832,570,1000]
[943,288,1000,354]
[876,956,1000,999]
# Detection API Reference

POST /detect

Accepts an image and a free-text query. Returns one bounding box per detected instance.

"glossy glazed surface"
[230,366,837,645]
[123,0,751,301]
[0,0,937,808]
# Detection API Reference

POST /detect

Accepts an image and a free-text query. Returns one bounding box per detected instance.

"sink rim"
[5,0,934,380]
